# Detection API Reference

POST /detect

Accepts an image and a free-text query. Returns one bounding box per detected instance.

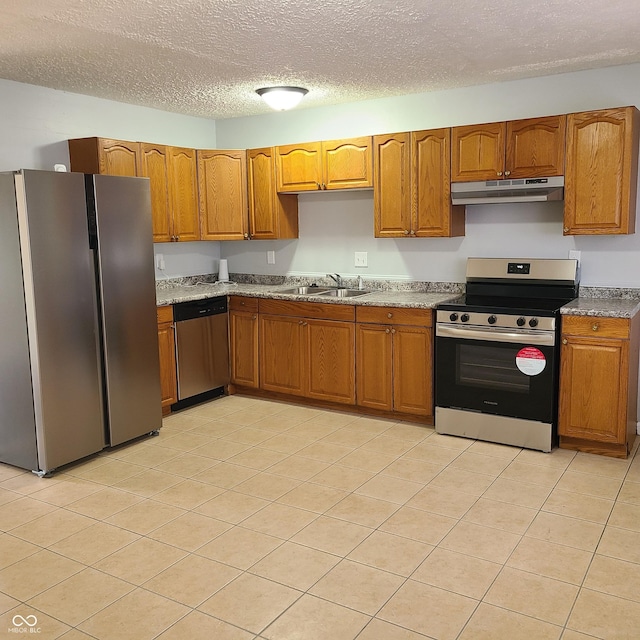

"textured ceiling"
[1,0,639,120]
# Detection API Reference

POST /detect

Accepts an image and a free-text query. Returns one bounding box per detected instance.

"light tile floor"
[1,395,640,639]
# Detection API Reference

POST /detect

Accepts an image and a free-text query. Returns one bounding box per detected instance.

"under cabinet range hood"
[451,176,564,205]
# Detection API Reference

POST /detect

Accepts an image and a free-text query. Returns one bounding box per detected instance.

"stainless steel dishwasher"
[173,297,229,408]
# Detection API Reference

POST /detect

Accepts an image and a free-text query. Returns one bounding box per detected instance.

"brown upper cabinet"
[374,129,464,238]
[247,148,299,240]
[140,143,171,243]
[165,146,199,242]
[198,149,248,241]
[451,115,566,182]
[276,137,373,192]
[564,106,640,235]
[68,137,140,177]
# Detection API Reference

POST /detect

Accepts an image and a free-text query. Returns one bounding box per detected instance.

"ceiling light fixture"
[256,86,308,111]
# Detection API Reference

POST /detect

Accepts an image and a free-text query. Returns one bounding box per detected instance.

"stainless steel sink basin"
[277,286,332,295]
[317,289,371,298]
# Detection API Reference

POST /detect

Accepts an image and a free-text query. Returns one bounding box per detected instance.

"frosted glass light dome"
[256,86,308,111]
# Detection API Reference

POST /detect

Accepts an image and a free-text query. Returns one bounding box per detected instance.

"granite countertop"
[156,281,460,309]
[560,297,640,319]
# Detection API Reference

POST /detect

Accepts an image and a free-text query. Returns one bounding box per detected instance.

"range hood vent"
[451,176,564,205]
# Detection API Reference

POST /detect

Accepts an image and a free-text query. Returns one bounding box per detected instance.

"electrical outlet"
[155,254,165,270]
[354,252,368,268]
[267,250,276,265]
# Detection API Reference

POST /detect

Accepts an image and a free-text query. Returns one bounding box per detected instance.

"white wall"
[217,63,640,287]
[0,78,221,279]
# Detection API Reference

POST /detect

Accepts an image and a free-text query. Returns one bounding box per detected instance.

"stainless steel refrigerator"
[0,169,162,475]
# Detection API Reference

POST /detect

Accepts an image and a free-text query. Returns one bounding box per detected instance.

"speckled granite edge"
[578,287,640,300]
[156,274,219,289]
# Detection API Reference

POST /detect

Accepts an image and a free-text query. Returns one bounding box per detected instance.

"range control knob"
[529,318,539,328]
[449,313,459,322]
[488,315,497,325]
[516,317,526,327]
[460,313,470,323]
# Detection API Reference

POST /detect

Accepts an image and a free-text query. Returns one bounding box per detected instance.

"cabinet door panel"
[356,324,393,411]
[373,133,412,237]
[412,128,464,237]
[306,320,355,404]
[276,143,322,192]
[451,123,505,182]
[564,107,639,235]
[559,337,627,443]
[393,326,432,416]
[230,310,259,388]
[259,315,304,395]
[168,146,199,241]
[157,322,177,410]
[140,143,171,242]
[323,137,372,190]
[506,115,566,178]
[199,150,248,240]
[100,140,140,177]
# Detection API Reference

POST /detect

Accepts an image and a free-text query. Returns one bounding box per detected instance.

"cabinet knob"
[387,312,393,318]
[244,233,249,239]
[391,328,396,334]
[299,320,304,325]
[562,338,568,345]
[316,182,321,189]
[592,323,599,331]
[403,229,409,235]
[253,314,257,320]
[504,170,511,177]
[497,171,503,177]
[176,235,180,242]
[563,227,569,233]
[322,183,326,190]
[385,328,390,334]
[303,321,308,326]
[409,230,416,236]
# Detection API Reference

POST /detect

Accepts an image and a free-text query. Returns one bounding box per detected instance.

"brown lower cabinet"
[559,314,639,458]
[356,306,433,418]
[229,297,260,389]
[157,306,177,415]
[259,299,356,404]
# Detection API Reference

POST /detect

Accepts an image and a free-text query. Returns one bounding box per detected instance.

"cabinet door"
[157,321,177,412]
[373,133,412,238]
[99,139,140,177]
[276,142,323,192]
[230,310,259,388]
[306,319,355,404]
[356,324,393,411]
[559,335,627,444]
[140,143,172,242]
[198,149,248,241]
[564,107,639,235]
[167,146,200,241]
[505,115,566,178]
[451,122,505,182]
[259,314,305,396]
[412,128,464,237]
[247,148,299,240]
[322,137,373,190]
[393,326,432,416]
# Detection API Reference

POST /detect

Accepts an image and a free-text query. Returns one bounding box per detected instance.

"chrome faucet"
[327,273,343,288]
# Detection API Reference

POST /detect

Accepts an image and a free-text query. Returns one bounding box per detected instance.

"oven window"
[457,344,530,393]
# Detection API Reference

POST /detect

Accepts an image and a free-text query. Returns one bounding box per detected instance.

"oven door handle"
[436,324,556,346]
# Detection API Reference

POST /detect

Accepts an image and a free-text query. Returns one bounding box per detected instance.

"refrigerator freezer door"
[91,174,162,446]
[15,170,106,472]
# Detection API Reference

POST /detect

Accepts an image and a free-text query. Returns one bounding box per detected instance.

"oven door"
[435,323,557,424]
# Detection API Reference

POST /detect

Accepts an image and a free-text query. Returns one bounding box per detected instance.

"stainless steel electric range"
[435,258,579,452]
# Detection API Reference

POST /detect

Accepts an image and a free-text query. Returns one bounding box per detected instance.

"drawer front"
[356,306,432,327]
[562,315,630,340]
[229,296,259,312]
[259,299,355,321]
[157,305,173,324]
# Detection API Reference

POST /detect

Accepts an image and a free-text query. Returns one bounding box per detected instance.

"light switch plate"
[267,250,276,264]
[354,252,368,267]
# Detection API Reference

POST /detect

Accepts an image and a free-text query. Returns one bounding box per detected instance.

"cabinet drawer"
[229,296,259,312]
[562,315,630,339]
[259,299,355,321]
[356,306,432,327]
[157,305,173,324]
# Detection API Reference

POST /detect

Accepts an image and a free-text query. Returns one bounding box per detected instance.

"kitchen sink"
[317,288,371,298]
[276,286,333,295]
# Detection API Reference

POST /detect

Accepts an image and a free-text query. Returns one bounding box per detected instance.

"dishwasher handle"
[173,296,228,322]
